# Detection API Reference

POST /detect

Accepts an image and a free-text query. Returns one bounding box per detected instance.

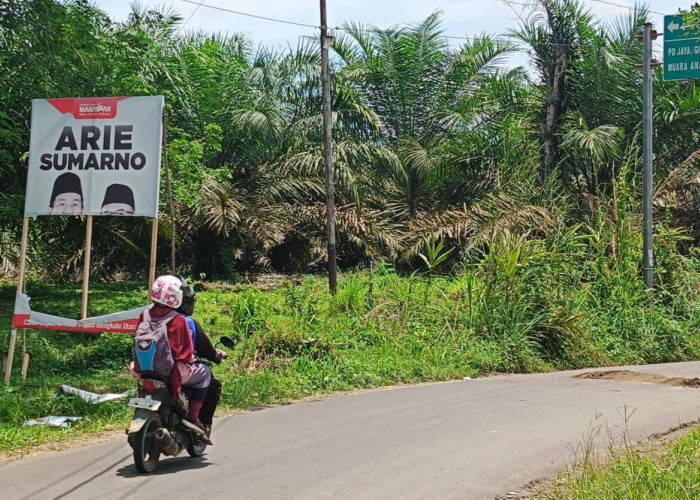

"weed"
[543,417,700,499]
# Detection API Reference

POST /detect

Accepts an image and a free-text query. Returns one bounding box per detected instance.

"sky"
[92,0,689,66]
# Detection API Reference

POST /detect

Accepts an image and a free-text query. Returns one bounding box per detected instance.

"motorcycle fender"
[128,409,152,434]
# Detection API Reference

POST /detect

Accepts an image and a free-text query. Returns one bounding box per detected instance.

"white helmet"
[151,275,183,309]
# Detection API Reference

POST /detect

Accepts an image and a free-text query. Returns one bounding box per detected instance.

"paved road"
[2,362,700,500]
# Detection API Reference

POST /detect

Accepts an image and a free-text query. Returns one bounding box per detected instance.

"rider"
[177,281,227,437]
[145,275,213,443]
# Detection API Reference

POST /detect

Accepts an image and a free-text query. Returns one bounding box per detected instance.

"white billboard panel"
[24,96,164,217]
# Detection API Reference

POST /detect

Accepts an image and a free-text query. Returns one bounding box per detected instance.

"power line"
[179,0,205,31]
[178,0,319,29]
[495,0,669,17]
[174,0,671,48]
[588,0,666,17]
[176,0,523,45]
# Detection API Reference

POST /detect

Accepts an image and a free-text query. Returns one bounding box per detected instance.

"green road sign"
[664,15,700,81]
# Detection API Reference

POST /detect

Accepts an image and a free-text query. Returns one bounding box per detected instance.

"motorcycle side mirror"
[219,336,236,349]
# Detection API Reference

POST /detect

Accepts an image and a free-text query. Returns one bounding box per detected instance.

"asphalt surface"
[2,361,700,500]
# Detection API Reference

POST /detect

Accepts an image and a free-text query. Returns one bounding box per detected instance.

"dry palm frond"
[402,193,555,259]
[0,230,17,277]
[194,175,245,237]
[240,200,288,252]
[334,205,403,259]
[57,247,84,279]
[655,148,700,212]
[257,162,324,202]
[278,141,401,208]
[188,174,292,256]
[285,203,403,261]
[280,150,323,177]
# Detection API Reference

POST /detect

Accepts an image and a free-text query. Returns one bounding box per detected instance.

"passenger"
[145,275,213,443]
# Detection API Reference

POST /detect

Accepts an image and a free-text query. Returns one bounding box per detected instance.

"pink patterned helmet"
[151,275,183,309]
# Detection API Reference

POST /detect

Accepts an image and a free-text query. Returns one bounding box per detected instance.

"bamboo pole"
[20,328,26,380]
[80,215,93,319]
[21,353,29,381]
[149,217,159,295]
[5,217,30,384]
[162,111,176,274]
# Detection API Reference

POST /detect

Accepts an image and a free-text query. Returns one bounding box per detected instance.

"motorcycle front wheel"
[133,413,162,473]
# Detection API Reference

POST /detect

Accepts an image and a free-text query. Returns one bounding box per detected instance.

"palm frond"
[402,193,555,259]
[194,175,245,237]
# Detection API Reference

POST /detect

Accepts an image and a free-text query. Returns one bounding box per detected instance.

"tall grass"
[542,426,700,499]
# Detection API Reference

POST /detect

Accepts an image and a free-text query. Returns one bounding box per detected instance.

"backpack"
[184,315,197,348]
[133,309,178,378]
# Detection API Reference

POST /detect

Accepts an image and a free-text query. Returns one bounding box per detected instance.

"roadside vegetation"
[2,227,700,455]
[538,425,700,499]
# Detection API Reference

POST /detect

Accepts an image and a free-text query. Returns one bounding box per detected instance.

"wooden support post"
[21,353,29,381]
[81,215,93,319]
[5,217,30,384]
[149,217,159,297]
[162,111,176,274]
[20,328,28,381]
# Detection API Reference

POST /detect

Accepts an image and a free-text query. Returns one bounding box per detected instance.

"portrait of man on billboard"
[48,172,83,216]
[100,183,135,216]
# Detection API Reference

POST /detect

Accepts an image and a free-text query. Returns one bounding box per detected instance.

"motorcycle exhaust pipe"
[155,427,180,456]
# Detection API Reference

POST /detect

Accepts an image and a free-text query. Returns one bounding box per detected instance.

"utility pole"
[636,23,659,290]
[320,0,337,294]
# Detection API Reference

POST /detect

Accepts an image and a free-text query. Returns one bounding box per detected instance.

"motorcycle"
[127,335,236,473]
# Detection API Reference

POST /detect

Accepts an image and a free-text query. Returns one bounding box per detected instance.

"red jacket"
[139,305,194,400]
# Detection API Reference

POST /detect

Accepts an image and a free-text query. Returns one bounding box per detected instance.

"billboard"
[24,96,164,218]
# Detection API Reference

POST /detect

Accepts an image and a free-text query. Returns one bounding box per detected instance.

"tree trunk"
[542,45,567,184]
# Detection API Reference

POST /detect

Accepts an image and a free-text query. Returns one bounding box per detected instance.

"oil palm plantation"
[335,13,522,219]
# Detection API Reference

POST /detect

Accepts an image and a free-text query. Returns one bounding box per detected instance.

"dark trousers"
[199,377,221,426]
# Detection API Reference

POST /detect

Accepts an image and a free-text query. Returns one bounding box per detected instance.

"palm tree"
[335,12,517,218]
[511,0,595,184]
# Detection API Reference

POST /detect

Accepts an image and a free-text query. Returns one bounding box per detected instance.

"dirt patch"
[574,369,700,388]
[682,377,700,387]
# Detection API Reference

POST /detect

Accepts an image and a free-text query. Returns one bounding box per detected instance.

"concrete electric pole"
[320,0,337,294]
[636,23,659,290]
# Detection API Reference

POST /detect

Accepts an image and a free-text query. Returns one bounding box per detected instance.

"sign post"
[4,217,29,383]
[641,24,657,290]
[663,15,700,81]
[81,215,93,319]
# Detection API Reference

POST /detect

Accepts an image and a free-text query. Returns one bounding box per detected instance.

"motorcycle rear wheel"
[133,414,162,473]
[186,439,207,457]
